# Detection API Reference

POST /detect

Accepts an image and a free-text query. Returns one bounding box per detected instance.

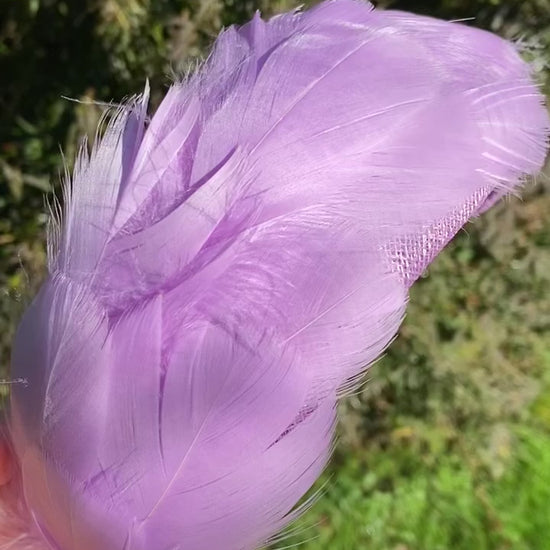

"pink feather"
[4,1,549,549]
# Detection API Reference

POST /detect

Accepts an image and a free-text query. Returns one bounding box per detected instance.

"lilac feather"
[5,1,549,549]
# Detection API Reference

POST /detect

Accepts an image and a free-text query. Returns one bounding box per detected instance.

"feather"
[5,1,549,549]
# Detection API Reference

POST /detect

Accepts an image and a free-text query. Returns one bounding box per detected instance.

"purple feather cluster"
[5,1,548,549]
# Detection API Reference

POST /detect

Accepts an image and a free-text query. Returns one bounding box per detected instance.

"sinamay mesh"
[382,187,492,287]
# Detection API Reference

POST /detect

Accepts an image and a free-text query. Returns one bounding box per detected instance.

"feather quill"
[3,1,549,549]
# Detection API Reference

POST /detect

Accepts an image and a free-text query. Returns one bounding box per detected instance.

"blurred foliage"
[279,425,550,550]
[1,0,549,548]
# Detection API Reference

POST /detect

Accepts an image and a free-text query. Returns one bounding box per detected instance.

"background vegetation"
[1,1,549,548]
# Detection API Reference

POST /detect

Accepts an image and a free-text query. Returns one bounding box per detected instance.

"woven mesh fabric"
[381,186,491,287]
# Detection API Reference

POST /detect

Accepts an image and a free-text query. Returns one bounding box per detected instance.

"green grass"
[275,424,550,550]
